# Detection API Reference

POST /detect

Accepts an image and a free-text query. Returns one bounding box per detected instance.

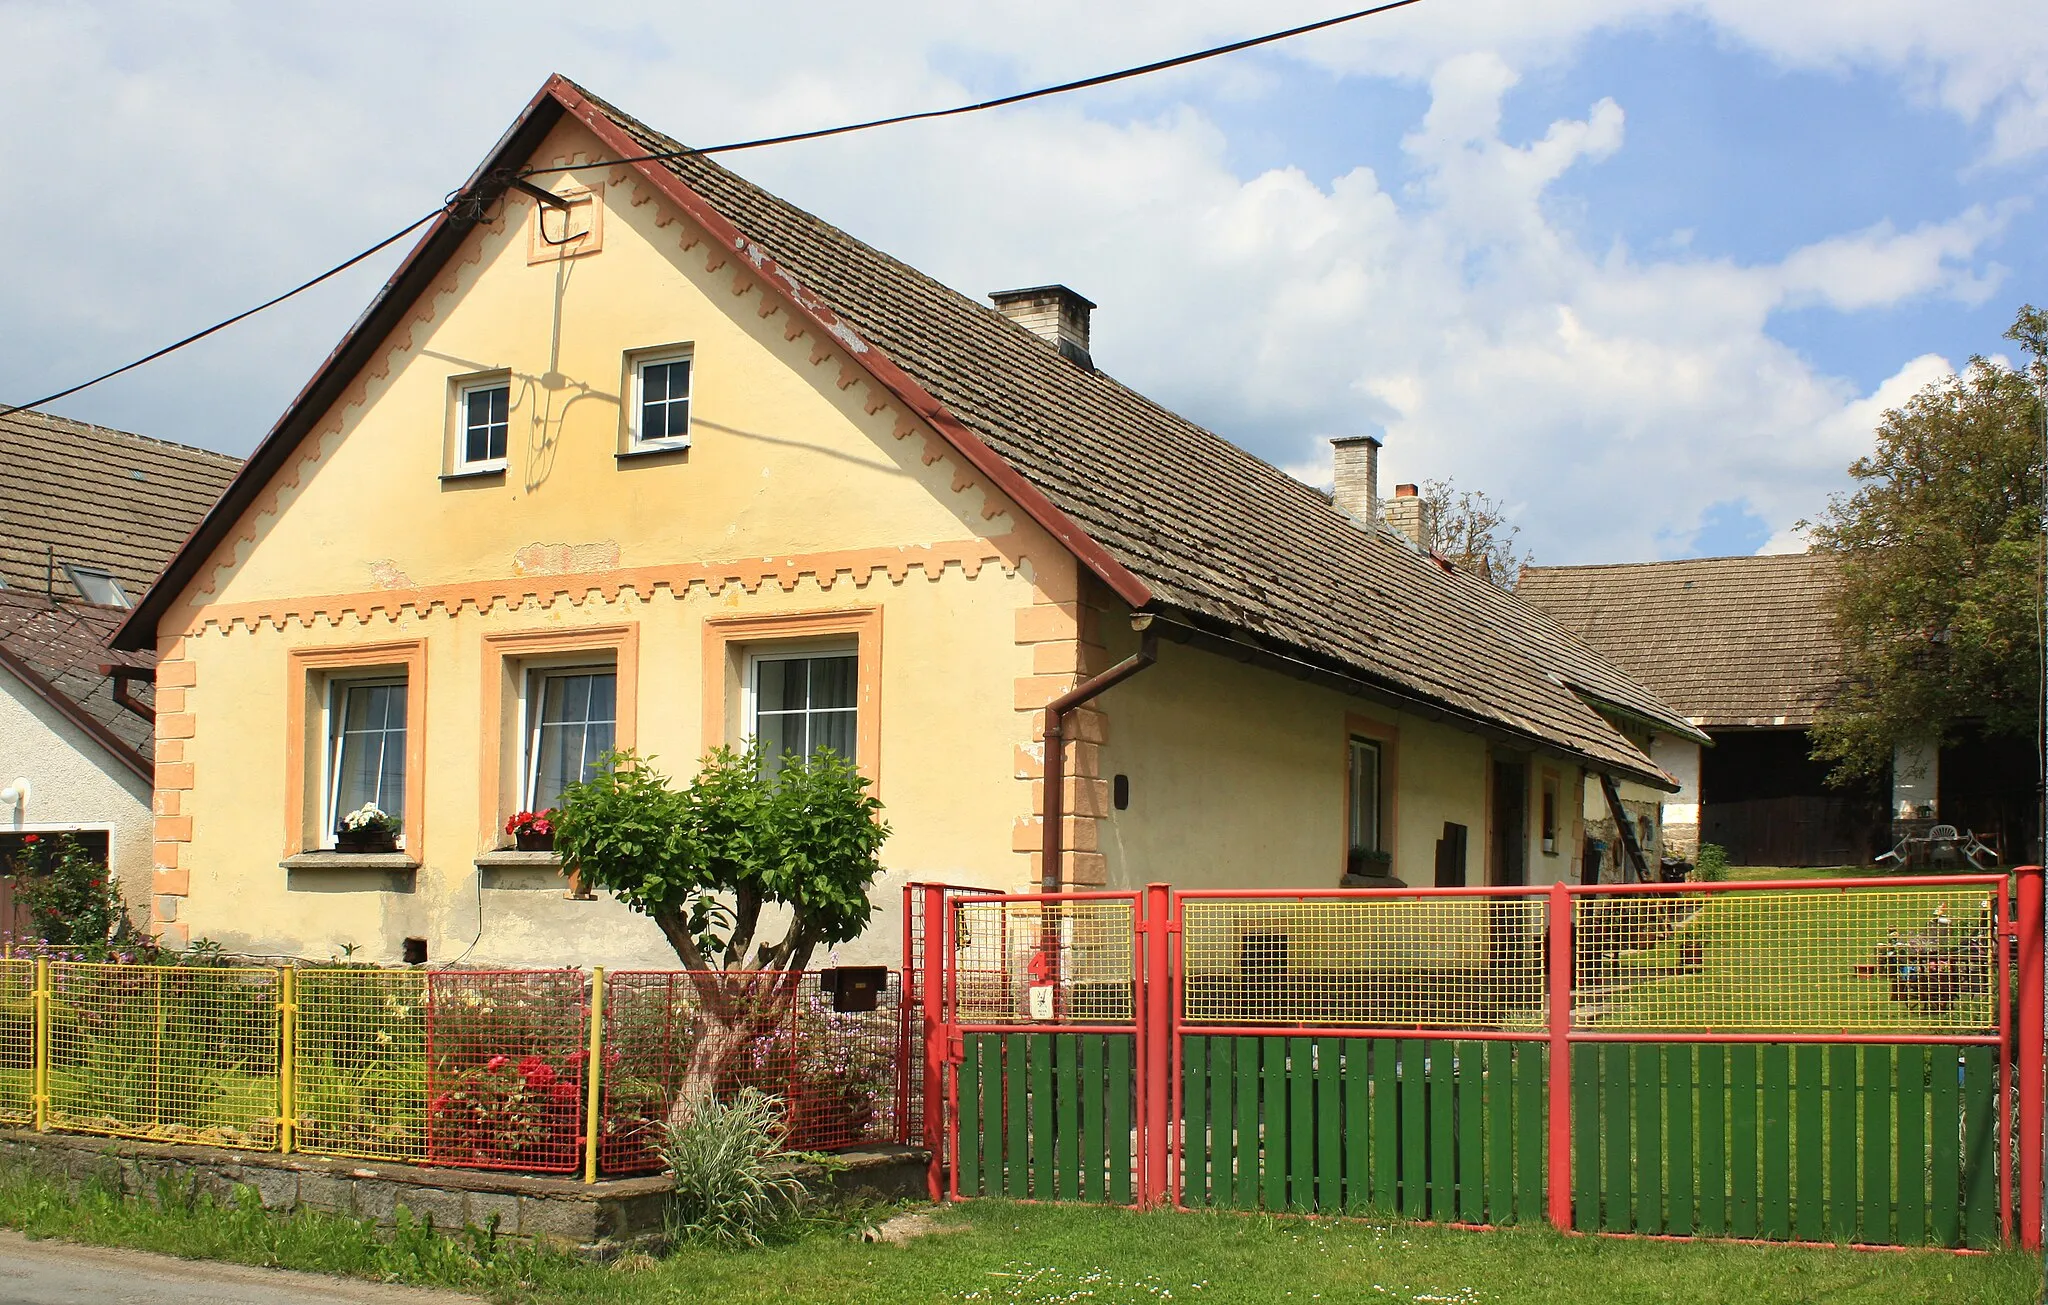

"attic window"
[64,564,129,608]
[449,374,511,475]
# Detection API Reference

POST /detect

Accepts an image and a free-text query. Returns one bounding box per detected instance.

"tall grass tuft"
[1692,843,1730,882]
[660,1088,807,1248]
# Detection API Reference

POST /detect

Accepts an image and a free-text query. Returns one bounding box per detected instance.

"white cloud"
[0,0,2034,568]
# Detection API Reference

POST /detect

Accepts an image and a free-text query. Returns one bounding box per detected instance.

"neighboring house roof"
[1517,553,1842,729]
[114,75,1700,785]
[0,589,155,780]
[0,408,241,604]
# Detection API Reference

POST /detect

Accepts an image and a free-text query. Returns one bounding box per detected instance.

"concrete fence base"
[0,1128,926,1256]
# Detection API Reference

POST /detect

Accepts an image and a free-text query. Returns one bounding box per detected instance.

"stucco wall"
[152,117,1071,968]
[1094,631,1586,892]
[0,670,153,928]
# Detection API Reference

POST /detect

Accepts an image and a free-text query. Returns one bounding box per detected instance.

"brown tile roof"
[0,588,154,777]
[0,409,240,603]
[1517,553,1842,728]
[115,75,1700,785]
[578,85,1698,778]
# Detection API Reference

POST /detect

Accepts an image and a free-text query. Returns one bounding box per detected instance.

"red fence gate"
[920,870,2047,1250]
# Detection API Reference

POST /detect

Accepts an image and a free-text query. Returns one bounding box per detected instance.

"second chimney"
[1330,436,1382,527]
[1384,483,1434,550]
[991,285,1095,369]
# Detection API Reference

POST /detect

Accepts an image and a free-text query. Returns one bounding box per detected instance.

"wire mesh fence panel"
[294,968,429,1163]
[425,971,588,1174]
[1179,895,1547,1030]
[950,898,1136,1026]
[1571,883,2003,1034]
[904,883,998,1144]
[0,960,31,1125]
[45,963,280,1147]
[600,970,903,1175]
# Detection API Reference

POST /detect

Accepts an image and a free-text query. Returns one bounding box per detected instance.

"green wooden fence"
[1177,1036,1548,1224]
[1570,1042,2003,1248]
[954,1032,2009,1250]
[955,1032,1135,1202]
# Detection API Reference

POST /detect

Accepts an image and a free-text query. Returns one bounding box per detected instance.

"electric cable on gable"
[0,0,1427,421]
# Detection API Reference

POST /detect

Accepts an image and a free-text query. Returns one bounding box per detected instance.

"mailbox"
[818,965,887,1013]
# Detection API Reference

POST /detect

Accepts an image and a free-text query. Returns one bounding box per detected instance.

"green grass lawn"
[0,1167,2037,1304]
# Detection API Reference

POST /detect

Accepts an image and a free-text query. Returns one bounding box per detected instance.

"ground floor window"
[1349,736,1383,854]
[750,651,857,777]
[326,678,408,842]
[525,668,618,810]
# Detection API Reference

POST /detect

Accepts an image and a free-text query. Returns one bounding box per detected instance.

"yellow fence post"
[278,967,297,1154]
[584,967,605,1184]
[31,958,48,1132]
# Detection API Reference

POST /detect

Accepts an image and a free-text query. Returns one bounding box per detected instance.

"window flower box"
[335,826,398,854]
[335,803,400,854]
[506,809,555,853]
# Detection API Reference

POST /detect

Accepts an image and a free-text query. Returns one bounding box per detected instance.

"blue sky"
[4,0,2042,565]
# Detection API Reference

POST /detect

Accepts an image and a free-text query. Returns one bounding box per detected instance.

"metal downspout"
[1041,624,1158,891]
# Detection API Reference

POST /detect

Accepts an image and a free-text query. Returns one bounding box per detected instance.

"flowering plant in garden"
[428,1052,584,1165]
[339,804,400,835]
[504,809,555,837]
[6,832,129,953]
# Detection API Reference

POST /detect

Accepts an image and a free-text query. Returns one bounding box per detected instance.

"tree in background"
[1807,304,2047,787]
[1419,478,1533,589]
[550,744,888,1119]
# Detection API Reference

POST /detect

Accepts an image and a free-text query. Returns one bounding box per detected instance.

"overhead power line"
[522,0,1427,176]
[2,0,1427,419]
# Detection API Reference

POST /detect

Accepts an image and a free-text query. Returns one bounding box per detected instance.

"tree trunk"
[663,968,806,1131]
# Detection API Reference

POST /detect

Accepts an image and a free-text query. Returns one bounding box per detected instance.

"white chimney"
[991,285,1095,369]
[1330,436,1381,527]
[1384,483,1434,550]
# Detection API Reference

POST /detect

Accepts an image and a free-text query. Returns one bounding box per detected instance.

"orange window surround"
[478,624,640,849]
[284,640,428,858]
[702,608,882,788]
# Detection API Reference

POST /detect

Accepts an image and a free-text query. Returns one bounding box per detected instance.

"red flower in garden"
[486,1055,509,1072]
[21,835,36,844]
[519,1055,555,1089]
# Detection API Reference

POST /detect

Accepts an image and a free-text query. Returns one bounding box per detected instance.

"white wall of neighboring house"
[0,668,154,931]
[1652,734,1703,858]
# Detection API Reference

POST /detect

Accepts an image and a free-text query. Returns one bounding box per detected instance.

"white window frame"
[520,664,619,812]
[323,675,409,848]
[1348,736,1383,855]
[453,377,511,473]
[742,643,858,774]
[628,349,693,451]
[63,564,129,608]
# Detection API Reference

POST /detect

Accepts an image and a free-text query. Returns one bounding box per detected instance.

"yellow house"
[112,77,1702,968]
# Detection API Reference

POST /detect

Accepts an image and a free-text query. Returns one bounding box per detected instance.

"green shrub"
[660,1087,806,1248]
[1693,843,1730,882]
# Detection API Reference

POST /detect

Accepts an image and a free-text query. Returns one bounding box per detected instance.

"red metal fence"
[600,968,902,1174]
[922,870,2047,1250]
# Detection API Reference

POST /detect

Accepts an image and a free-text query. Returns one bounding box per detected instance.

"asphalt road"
[0,1232,485,1305]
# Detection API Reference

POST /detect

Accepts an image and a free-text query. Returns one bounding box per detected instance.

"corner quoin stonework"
[150,634,195,948]
[1012,585,1113,888]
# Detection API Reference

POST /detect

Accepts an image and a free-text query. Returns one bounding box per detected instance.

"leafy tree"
[1806,304,2047,787]
[1418,478,1533,589]
[550,743,888,1115]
